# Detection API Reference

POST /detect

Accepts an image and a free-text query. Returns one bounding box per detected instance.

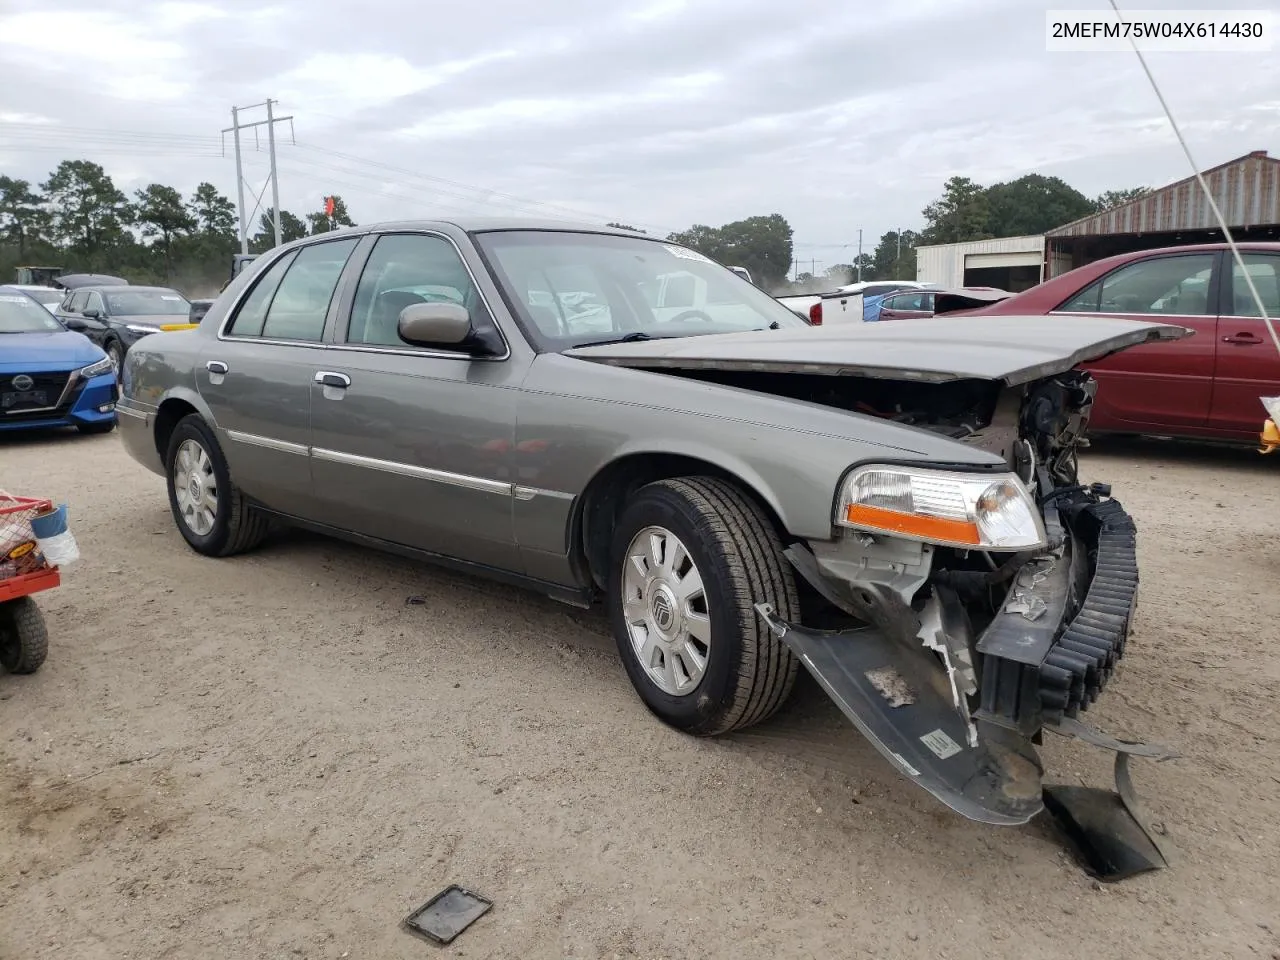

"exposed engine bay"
[662,365,1177,880]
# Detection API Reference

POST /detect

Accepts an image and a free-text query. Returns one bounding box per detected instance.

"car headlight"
[79,356,115,378]
[835,464,1046,550]
[125,323,159,335]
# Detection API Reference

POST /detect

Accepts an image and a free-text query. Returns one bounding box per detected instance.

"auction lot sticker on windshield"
[0,295,33,304]
[160,295,182,300]
[664,244,713,263]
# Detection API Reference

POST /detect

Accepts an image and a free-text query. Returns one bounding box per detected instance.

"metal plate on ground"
[402,886,492,945]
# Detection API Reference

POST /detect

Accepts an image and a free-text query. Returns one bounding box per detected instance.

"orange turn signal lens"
[845,503,982,546]
[159,323,199,332]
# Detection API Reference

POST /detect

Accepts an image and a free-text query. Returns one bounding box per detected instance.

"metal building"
[915,234,1046,291]
[1045,149,1280,276]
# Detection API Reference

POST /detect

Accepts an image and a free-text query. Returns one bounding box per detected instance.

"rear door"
[1209,251,1280,435]
[197,236,361,516]
[1051,250,1221,429]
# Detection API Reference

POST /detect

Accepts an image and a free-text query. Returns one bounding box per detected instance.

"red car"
[956,243,1280,444]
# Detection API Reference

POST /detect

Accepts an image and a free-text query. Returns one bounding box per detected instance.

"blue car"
[0,286,119,435]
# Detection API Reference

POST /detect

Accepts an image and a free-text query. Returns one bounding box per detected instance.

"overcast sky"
[1,0,1277,264]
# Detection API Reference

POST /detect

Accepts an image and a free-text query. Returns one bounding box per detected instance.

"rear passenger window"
[226,251,298,338]
[261,238,359,342]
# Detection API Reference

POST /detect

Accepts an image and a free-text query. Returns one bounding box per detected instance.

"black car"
[55,285,191,369]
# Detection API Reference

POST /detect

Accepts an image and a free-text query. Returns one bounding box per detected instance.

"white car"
[10,284,65,314]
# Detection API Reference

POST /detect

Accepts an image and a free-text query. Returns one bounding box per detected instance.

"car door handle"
[206,360,228,374]
[1222,333,1264,345]
[314,371,351,389]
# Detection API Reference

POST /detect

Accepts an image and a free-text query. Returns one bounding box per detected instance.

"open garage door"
[964,251,1044,292]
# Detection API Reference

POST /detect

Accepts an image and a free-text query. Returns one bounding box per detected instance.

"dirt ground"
[1,429,1278,960]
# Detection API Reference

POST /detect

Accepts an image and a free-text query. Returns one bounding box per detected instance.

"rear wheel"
[164,414,270,557]
[0,597,49,675]
[608,477,799,736]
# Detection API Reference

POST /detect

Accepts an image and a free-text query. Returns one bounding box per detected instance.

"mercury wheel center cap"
[188,475,202,500]
[650,584,678,635]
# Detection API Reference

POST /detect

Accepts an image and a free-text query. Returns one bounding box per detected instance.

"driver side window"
[347,233,482,348]
[86,292,105,315]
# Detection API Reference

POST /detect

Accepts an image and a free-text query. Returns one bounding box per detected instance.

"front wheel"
[608,477,799,737]
[104,339,124,371]
[164,414,270,557]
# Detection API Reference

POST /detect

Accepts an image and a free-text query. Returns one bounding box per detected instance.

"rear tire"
[164,414,270,557]
[608,476,799,736]
[0,597,49,675]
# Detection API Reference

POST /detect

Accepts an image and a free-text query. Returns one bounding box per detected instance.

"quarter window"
[1058,254,1216,315]
[347,233,485,348]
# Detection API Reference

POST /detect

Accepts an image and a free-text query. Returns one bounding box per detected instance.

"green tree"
[870,229,919,280]
[1093,187,1149,211]
[135,183,196,279]
[41,160,134,255]
[0,176,45,258]
[307,194,356,235]
[251,208,308,251]
[920,176,991,244]
[668,213,793,287]
[984,174,1095,237]
[606,221,646,233]
[189,182,236,236]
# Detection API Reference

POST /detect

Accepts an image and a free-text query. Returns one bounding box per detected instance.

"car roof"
[74,285,183,294]
[278,217,651,245]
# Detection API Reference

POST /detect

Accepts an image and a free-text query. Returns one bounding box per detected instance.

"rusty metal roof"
[1046,150,1280,237]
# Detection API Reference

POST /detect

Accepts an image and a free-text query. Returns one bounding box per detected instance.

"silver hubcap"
[108,344,121,367]
[622,525,712,696]
[173,439,218,536]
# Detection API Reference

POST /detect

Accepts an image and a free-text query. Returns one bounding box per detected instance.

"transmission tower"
[221,100,295,254]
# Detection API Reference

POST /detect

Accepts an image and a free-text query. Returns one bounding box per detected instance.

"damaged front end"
[755,370,1178,879]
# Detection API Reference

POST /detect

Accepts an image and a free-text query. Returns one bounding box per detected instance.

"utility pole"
[857,229,863,282]
[222,100,294,253]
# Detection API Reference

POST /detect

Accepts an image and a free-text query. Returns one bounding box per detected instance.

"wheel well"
[575,453,789,592]
[153,398,198,459]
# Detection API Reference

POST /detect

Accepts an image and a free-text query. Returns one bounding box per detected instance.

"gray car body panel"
[565,315,1191,386]
[116,218,1169,594]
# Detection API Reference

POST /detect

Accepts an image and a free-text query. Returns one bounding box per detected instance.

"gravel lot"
[2,429,1278,960]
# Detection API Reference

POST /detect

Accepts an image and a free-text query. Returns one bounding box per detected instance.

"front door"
[196,236,362,517]
[1052,250,1221,430]
[1209,251,1280,437]
[308,230,525,571]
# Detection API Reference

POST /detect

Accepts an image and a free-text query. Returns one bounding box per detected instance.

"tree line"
[0,156,1149,300]
[0,159,355,296]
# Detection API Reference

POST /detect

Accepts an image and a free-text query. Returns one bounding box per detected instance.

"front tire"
[164,414,270,557]
[608,477,799,737]
[104,339,124,371]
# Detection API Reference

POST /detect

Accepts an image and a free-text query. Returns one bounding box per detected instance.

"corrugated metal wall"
[1047,151,1280,237]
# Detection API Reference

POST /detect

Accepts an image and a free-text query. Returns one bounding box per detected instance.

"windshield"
[0,292,64,333]
[104,289,189,316]
[474,230,806,350]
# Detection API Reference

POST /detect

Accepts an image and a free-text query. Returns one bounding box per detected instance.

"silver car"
[116,219,1186,850]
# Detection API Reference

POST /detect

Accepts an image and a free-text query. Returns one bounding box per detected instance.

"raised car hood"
[565,315,1192,386]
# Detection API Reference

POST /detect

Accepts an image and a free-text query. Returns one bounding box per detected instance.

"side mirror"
[63,316,88,331]
[398,302,472,347]
[81,308,101,319]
